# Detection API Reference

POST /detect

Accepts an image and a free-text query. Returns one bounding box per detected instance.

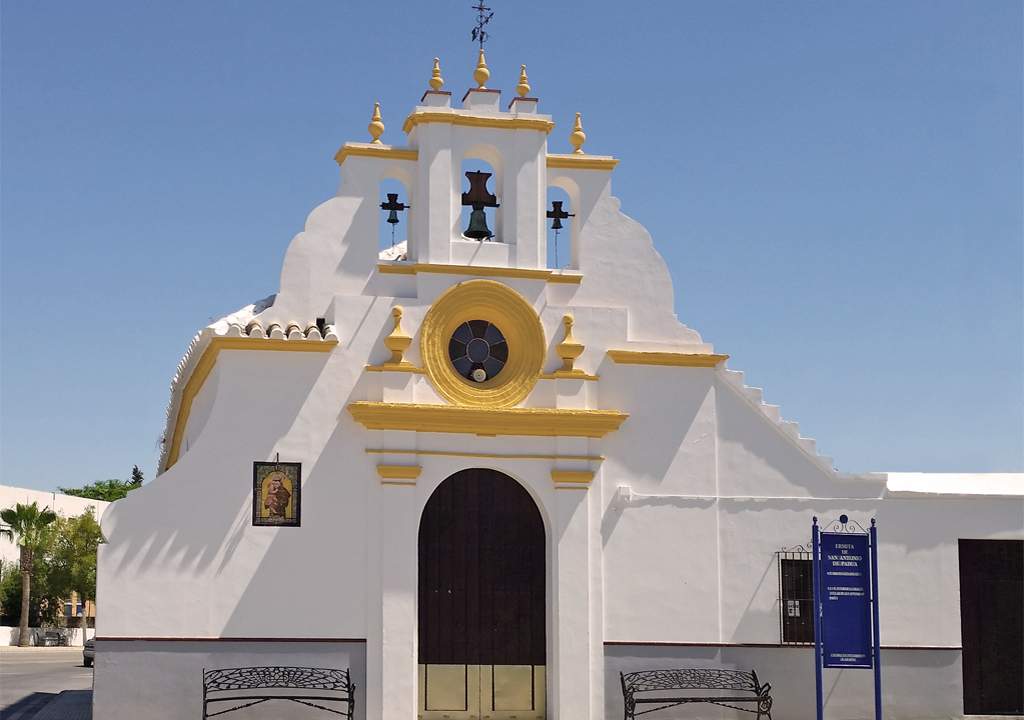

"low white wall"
[0,625,95,646]
[93,640,366,720]
[606,645,963,720]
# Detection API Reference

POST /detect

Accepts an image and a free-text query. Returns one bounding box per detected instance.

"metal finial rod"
[471,1,494,49]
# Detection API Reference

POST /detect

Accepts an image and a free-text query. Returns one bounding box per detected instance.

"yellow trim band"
[348,402,627,438]
[551,470,595,485]
[364,363,426,374]
[164,337,337,471]
[546,154,619,171]
[377,262,582,284]
[365,449,604,462]
[606,350,728,367]
[539,370,599,381]
[334,143,418,165]
[403,111,555,135]
[376,464,422,480]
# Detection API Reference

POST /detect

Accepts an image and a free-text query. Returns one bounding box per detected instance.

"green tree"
[0,502,58,646]
[48,510,103,635]
[59,465,144,502]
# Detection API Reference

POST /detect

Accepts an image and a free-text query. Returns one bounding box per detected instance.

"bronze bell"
[462,170,499,240]
[465,206,493,240]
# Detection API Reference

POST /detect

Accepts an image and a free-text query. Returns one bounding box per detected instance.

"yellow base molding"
[551,470,595,485]
[334,143,418,165]
[365,449,604,462]
[376,464,422,482]
[377,262,582,284]
[402,111,555,135]
[348,402,627,438]
[546,154,619,171]
[364,362,426,374]
[606,350,728,367]
[164,336,337,472]
[539,370,599,381]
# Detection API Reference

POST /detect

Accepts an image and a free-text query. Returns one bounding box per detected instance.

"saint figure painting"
[252,461,301,527]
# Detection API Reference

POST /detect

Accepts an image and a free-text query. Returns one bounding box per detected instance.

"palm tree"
[0,503,57,646]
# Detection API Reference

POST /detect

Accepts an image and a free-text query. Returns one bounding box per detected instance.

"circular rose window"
[448,320,508,383]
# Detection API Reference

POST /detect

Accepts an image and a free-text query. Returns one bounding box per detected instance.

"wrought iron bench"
[202,666,355,719]
[620,668,773,719]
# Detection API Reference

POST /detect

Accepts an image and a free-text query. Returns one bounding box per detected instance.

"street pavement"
[0,647,92,720]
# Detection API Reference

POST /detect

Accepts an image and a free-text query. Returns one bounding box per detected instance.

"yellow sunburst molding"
[347,402,628,438]
[419,280,546,408]
[606,350,729,367]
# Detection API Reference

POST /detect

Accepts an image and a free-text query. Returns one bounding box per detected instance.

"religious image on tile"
[252,462,300,526]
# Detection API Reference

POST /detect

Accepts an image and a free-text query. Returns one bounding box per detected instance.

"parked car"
[83,638,95,667]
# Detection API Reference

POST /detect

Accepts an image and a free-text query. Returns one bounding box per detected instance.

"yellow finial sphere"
[474,48,490,88]
[516,64,531,97]
[368,102,385,144]
[430,57,444,91]
[569,112,586,154]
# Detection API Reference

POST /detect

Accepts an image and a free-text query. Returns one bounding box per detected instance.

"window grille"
[777,546,814,644]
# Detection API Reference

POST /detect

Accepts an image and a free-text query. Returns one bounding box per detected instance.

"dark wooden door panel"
[959,539,1024,715]
[419,469,546,666]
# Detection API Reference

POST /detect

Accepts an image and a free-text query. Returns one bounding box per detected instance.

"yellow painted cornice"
[377,262,582,284]
[347,402,627,438]
[546,154,619,171]
[606,350,729,367]
[376,464,422,481]
[403,111,555,135]
[334,143,418,166]
[551,470,595,485]
[164,336,337,471]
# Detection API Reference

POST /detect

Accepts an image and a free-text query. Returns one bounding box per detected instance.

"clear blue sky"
[2,1,1021,491]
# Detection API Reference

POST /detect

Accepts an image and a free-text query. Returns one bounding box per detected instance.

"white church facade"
[94,53,1023,720]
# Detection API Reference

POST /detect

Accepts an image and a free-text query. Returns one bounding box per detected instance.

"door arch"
[418,468,546,719]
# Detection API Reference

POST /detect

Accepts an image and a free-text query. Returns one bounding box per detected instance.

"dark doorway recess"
[418,468,545,666]
[959,539,1024,715]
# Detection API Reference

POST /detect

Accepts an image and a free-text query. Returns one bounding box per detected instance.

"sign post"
[811,515,882,719]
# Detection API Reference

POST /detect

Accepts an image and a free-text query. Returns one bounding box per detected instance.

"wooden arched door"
[418,469,546,719]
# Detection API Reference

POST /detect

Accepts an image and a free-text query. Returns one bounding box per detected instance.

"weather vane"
[471,1,494,49]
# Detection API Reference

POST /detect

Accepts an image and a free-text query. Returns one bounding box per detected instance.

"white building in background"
[0,485,110,566]
[0,485,110,645]
[94,52,1023,720]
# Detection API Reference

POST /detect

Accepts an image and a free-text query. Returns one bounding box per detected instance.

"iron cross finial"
[471,1,494,49]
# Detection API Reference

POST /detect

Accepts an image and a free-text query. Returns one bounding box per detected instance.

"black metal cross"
[471,1,493,49]
[380,193,411,247]
[547,200,574,267]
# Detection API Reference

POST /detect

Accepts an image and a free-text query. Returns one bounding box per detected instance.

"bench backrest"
[622,668,759,694]
[203,666,352,694]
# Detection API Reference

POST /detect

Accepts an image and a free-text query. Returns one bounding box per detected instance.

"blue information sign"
[819,532,873,668]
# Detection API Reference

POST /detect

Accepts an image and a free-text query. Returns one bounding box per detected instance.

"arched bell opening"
[417,468,546,719]
[545,186,573,269]
[378,177,411,260]
[547,175,582,269]
[459,151,502,243]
